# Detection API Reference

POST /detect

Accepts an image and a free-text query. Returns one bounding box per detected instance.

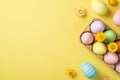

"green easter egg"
[104,30,116,43]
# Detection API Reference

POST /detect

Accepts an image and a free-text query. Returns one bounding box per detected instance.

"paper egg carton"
[80,18,120,75]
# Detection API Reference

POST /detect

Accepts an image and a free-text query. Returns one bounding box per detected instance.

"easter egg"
[81,32,94,44]
[115,40,120,52]
[104,52,118,65]
[115,61,120,73]
[90,21,105,33]
[80,62,96,79]
[91,0,108,15]
[104,30,116,43]
[113,9,120,26]
[93,42,107,55]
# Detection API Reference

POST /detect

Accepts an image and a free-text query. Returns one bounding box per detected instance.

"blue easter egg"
[80,62,96,79]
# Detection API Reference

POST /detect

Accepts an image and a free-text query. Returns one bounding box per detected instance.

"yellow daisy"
[103,76,110,80]
[107,42,118,52]
[95,32,106,42]
[66,68,76,78]
[108,0,117,6]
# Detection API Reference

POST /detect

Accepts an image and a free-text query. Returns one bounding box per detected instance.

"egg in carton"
[80,18,120,74]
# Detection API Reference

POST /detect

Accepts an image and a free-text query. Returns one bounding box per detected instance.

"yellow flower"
[107,42,118,52]
[66,68,76,78]
[103,76,110,80]
[95,32,106,42]
[108,0,117,6]
[75,7,86,17]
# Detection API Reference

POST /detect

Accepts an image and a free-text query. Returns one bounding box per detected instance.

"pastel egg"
[115,61,120,73]
[115,40,120,52]
[113,9,120,26]
[81,32,94,45]
[93,42,107,55]
[104,52,118,65]
[91,0,108,15]
[104,30,116,44]
[90,21,105,33]
[80,62,96,79]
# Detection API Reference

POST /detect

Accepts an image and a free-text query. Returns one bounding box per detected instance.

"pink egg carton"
[80,18,120,75]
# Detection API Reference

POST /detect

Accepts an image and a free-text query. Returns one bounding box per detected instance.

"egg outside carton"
[80,18,120,75]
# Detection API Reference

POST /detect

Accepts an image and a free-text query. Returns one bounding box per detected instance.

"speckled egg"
[113,9,120,26]
[80,62,96,79]
[90,21,105,33]
[81,32,94,45]
[104,52,118,65]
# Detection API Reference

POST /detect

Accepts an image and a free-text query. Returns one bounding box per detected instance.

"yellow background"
[0,0,120,80]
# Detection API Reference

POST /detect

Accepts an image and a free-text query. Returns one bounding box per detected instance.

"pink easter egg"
[104,52,119,65]
[113,9,120,26]
[81,32,94,45]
